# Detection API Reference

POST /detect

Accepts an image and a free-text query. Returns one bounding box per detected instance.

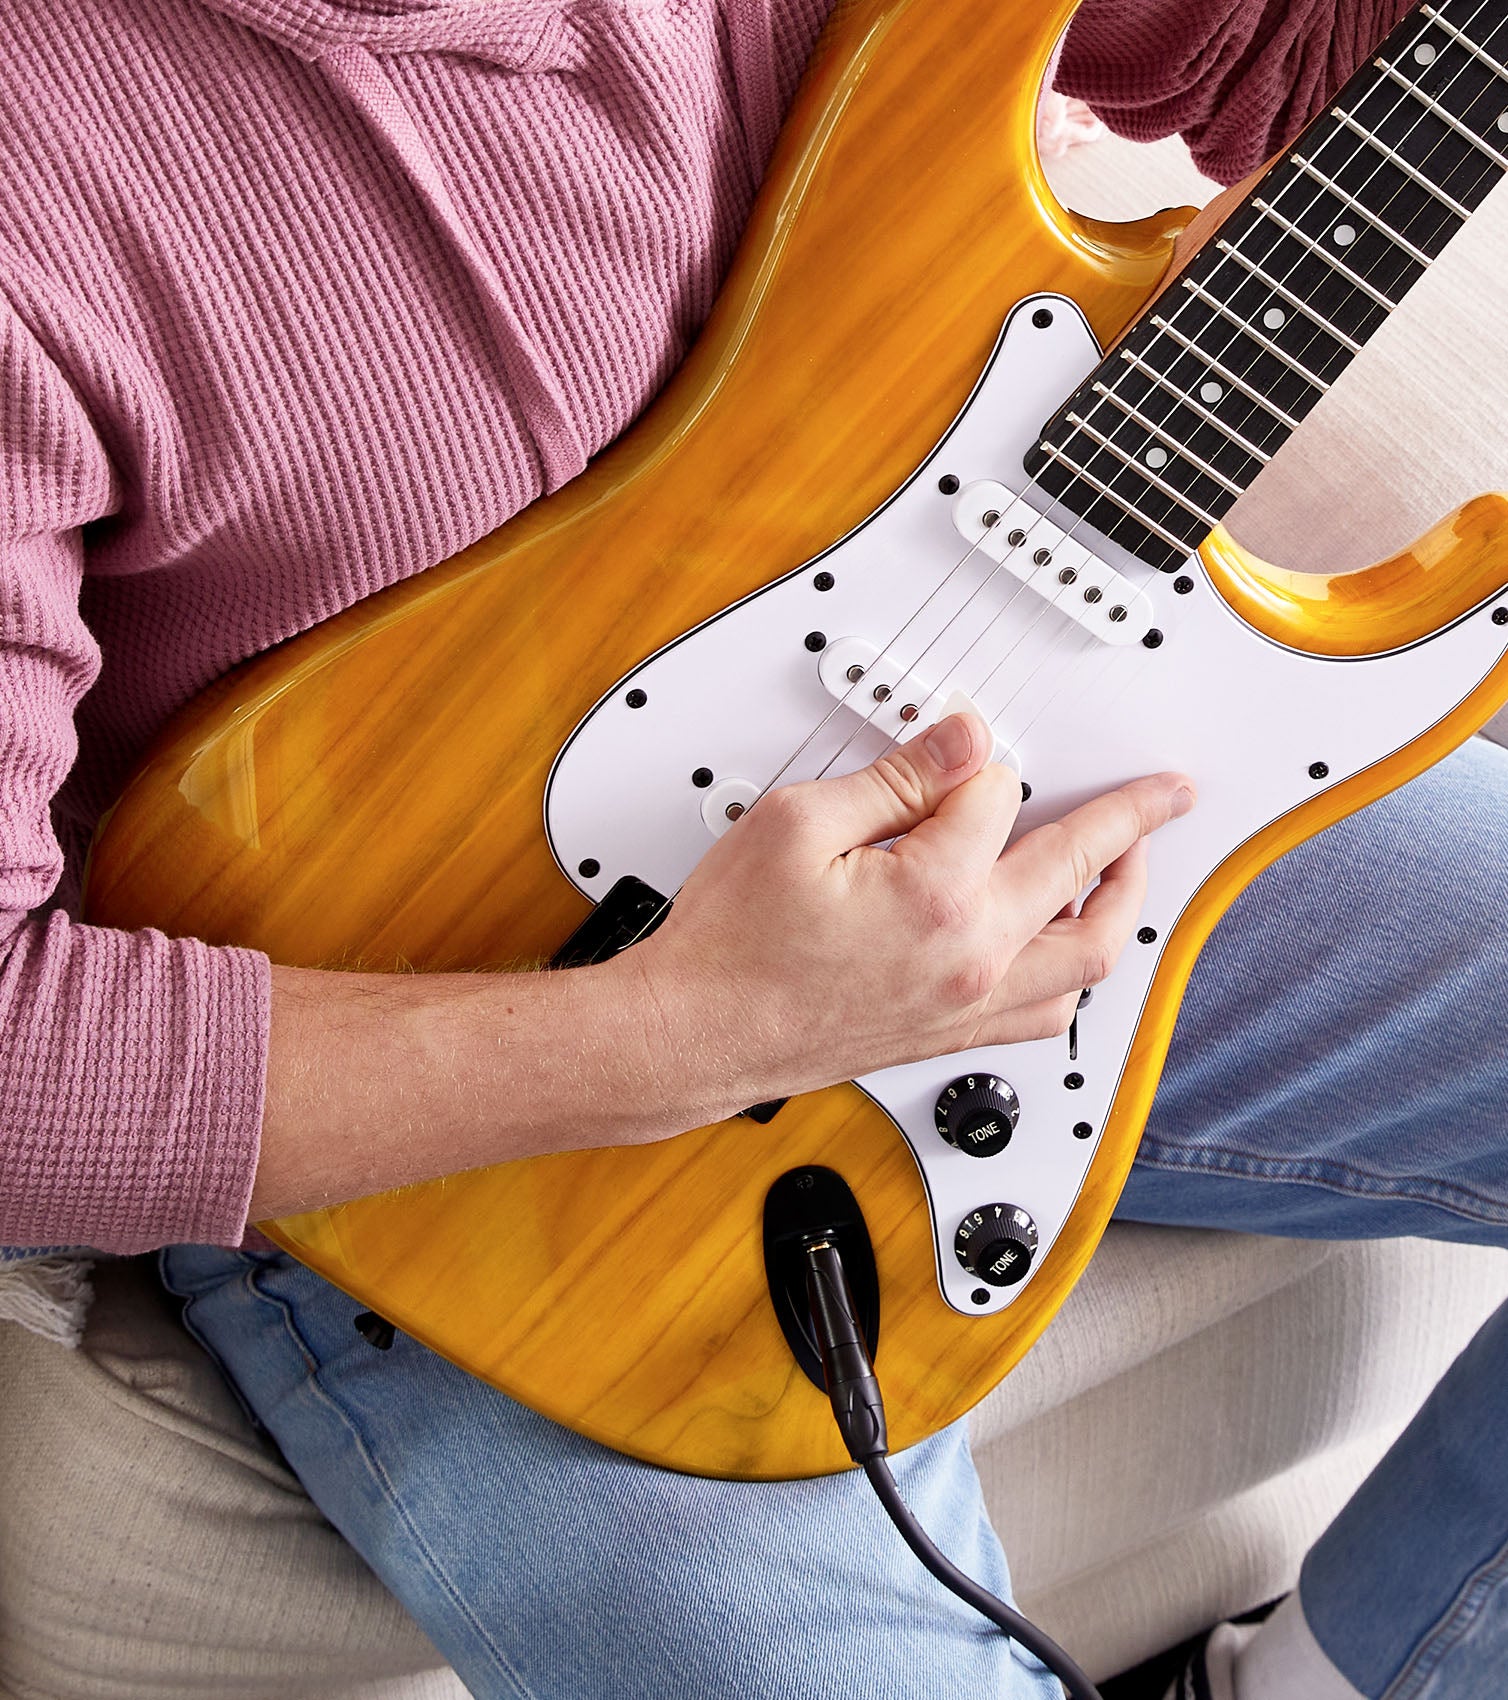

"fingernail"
[924,714,972,771]
[1171,785,1196,818]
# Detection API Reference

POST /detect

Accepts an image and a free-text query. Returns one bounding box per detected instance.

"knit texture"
[1058,0,1417,184]
[0,0,1406,1255]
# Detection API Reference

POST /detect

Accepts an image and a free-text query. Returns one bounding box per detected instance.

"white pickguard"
[545,294,1508,1318]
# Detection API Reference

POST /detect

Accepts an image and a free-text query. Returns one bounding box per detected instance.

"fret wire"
[1033,443,1195,554]
[1330,108,1472,217]
[1212,241,1364,351]
[1374,58,1508,169]
[1179,277,1333,390]
[1089,382,1247,495]
[1116,348,1274,463]
[1040,3,1496,567]
[1420,4,1508,83]
[1250,198,1401,310]
[1149,316,1302,428]
[1288,153,1435,265]
[1064,412,1224,526]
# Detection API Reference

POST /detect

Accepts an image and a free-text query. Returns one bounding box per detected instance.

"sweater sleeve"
[0,296,270,1255]
[1057,0,1417,184]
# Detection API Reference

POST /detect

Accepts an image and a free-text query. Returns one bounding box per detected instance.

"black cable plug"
[802,1238,1104,1700]
[804,1239,887,1462]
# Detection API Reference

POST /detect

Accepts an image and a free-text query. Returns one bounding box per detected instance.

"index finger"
[991,773,1194,937]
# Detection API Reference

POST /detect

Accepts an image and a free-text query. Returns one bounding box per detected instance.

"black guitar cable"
[804,1241,1104,1700]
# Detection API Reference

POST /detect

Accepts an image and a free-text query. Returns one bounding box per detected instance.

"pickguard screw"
[1137,926,1158,944]
[692,768,713,789]
[1064,1071,1084,1090]
[1032,307,1055,329]
[725,801,746,821]
[1034,547,1053,565]
[1073,1122,1093,1140]
[1007,528,1027,547]
[814,571,835,591]
[1494,607,1508,625]
[625,688,647,708]
[983,509,1001,528]
[1019,780,1033,801]
[846,663,866,683]
[804,631,827,652]
[1309,761,1330,780]
[971,1288,991,1305]
[1057,566,1077,585]
[938,474,960,495]
[1142,629,1165,649]
[578,858,601,879]
[1174,575,1194,595]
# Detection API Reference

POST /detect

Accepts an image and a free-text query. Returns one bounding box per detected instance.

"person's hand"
[627,712,1194,1117]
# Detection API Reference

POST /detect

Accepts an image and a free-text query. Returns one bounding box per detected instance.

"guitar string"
[1027,3,1508,743]
[936,0,1506,745]
[770,0,1507,805]
[933,0,1508,776]
[988,0,1508,743]
[798,0,1506,798]
[610,0,1503,952]
[729,17,1456,801]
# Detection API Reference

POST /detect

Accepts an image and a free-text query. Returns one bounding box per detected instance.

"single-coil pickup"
[817,638,1018,767]
[950,481,1154,645]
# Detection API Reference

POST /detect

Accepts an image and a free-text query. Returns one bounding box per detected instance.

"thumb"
[811,713,992,853]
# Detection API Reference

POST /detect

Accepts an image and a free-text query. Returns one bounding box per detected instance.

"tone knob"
[954,1204,1038,1287]
[935,1073,1020,1158]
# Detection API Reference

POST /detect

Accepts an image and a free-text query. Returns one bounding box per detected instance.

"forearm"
[252,958,734,1221]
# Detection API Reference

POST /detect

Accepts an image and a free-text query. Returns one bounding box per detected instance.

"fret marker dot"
[1262,307,1286,330]
[1498,112,1508,133]
[1332,223,1357,247]
[1144,446,1169,469]
[1413,42,1437,65]
[1199,381,1223,404]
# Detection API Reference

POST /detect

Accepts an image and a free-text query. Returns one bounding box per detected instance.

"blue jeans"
[162,735,1508,1700]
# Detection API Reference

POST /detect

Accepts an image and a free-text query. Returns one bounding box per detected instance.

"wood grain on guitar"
[84,0,1508,1478]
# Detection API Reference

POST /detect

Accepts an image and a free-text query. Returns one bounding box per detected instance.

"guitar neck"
[1026,0,1508,573]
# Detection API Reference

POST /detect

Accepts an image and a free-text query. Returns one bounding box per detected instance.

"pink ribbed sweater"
[0,0,1411,1254]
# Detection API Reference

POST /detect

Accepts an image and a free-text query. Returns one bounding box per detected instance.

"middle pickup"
[950,481,1156,646]
[816,638,1019,767]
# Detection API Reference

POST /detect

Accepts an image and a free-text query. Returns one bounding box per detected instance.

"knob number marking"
[935,1074,1021,1159]
[954,1203,1039,1288]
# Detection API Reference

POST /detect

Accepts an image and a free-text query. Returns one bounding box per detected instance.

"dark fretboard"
[1024,0,1508,573]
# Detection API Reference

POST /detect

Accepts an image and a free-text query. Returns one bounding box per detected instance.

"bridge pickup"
[950,480,1154,645]
[551,875,669,969]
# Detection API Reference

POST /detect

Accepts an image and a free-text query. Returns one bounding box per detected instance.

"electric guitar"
[86,0,1508,1479]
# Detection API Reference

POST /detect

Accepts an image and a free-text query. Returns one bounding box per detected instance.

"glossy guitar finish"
[86,0,1508,1478]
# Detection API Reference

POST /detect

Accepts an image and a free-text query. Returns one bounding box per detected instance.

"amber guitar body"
[87,0,1508,1479]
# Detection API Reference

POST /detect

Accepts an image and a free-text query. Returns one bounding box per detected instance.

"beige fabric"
[0,1256,464,1700]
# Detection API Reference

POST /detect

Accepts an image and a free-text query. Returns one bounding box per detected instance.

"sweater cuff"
[0,917,272,1254]
[169,939,271,1248]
